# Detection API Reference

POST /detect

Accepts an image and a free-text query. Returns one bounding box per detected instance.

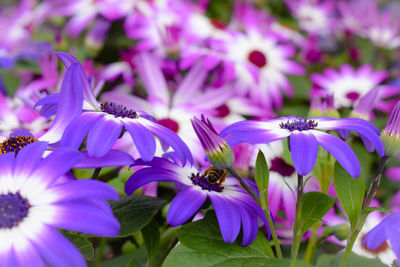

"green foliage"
[255,150,269,197]
[317,252,388,267]
[109,195,166,237]
[334,163,365,230]
[300,192,335,235]
[61,231,94,260]
[141,220,160,264]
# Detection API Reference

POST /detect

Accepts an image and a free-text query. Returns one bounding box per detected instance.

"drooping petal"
[75,150,135,168]
[123,120,156,162]
[61,112,102,149]
[311,130,360,178]
[238,205,258,246]
[140,118,193,165]
[209,194,241,243]
[87,116,123,157]
[362,220,389,250]
[39,64,83,143]
[317,118,384,157]
[290,131,318,176]
[125,168,183,195]
[167,187,207,226]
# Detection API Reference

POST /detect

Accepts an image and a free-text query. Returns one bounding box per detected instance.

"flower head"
[0,142,120,266]
[381,101,400,157]
[221,116,384,177]
[125,156,271,246]
[0,131,38,155]
[191,115,234,170]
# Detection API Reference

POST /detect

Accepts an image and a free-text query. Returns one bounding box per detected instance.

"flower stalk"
[290,174,304,267]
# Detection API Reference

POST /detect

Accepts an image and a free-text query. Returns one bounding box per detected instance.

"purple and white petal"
[290,131,318,176]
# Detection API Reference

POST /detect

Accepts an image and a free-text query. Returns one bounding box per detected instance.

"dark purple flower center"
[346,91,360,102]
[270,157,296,177]
[248,50,267,68]
[100,102,138,119]
[0,192,30,229]
[0,135,38,155]
[189,167,226,192]
[157,118,179,133]
[280,118,318,132]
[215,104,230,118]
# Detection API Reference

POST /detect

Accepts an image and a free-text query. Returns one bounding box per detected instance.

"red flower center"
[346,91,360,102]
[216,104,230,118]
[157,118,179,133]
[270,157,296,177]
[248,50,267,68]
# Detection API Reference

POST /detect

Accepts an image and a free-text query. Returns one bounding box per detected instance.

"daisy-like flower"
[0,142,120,266]
[125,155,270,246]
[221,116,384,177]
[37,52,192,165]
[310,64,389,108]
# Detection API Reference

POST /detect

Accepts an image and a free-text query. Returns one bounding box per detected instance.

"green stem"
[290,174,304,267]
[95,238,107,267]
[340,156,389,267]
[304,222,321,263]
[228,167,282,259]
[91,167,102,180]
[153,237,178,267]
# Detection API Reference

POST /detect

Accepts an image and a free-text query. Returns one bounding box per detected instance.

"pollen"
[189,169,224,192]
[280,118,318,132]
[100,102,139,119]
[0,135,38,155]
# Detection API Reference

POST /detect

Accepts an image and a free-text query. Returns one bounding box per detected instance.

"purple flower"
[191,115,234,170]
[362,211,400,265]
[221,116,384,177]
[381,101,400,157]
[37,52,192,165]
[0,142,120,266]
[125,156,271,246]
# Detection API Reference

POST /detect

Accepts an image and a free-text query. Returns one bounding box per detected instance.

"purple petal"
[43,202,120,236]
[14,142,48,178]
[34,93,59,118]
[167,187,207,226]
[30,147,84,186]
[290,132,318,176]
[125,168,183,195]
[387,224,400,264]
[0,152,15,177]
[14,237,45,267]
[75,150,135,168]
[140,119,193,165]
[44,180,119,203]
[87,117,123,157]
[28,224,86,267]
[238,206,258,246]
[317,118,384,157]
[311,130,360,178]
[39,63,83,143]
[61,112,102,149]
[209,194,241,243]
[123,120,156,162]
[362,220,388,250]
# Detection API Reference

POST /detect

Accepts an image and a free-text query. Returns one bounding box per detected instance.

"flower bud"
[381,101,400,157]
[191,115,235,170]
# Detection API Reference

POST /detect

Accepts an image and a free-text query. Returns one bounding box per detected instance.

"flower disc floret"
[100,102,139,119]
[279,118,318,132]
[0,192,30,229]
[0,135,38,154]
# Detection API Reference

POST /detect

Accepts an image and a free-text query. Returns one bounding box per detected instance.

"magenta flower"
[0,142,120,266]
[221,116,384,177]
[125,156,271,246]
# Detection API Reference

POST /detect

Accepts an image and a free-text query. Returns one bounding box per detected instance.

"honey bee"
[200,167,227,188]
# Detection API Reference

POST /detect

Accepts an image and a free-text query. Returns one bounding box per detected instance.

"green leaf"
[316,252,388,267]
[141,220,160,264]
[334,163,365,229]
[287,75,311,99]
[109,195,166,236]
[102,247,147,267]
[300,192,335,234]
[162,211,279,267]
[361,207,394,217]
[255,150,269,195]
[165,245,311,267]
[0,70,21,97]
[61,231,94,260]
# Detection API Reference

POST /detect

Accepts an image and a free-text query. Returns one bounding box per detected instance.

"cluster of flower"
[2,0,400,266]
